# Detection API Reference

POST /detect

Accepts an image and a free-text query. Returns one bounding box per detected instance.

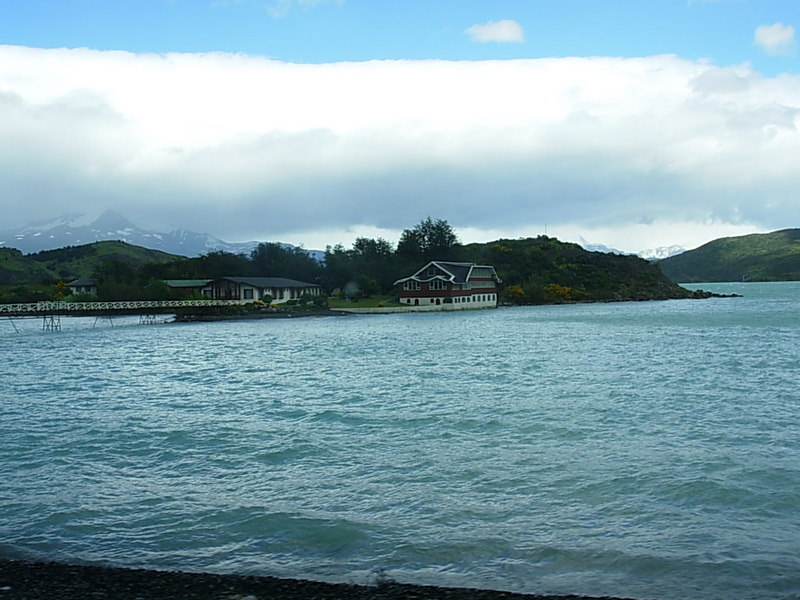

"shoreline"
[0,559,638,600]
[172,308,351,322]
[171,290,740,322]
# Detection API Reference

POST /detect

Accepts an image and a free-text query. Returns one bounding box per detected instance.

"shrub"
[543,283,573,303]
[299,292,316,305]
[313,294,328,308]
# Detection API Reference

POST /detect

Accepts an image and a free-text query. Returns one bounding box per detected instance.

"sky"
[0,0,798,253]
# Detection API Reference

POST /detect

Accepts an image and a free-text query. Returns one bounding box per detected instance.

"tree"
[193,251,253,279]
[52,280,68,300]
[350,237,396,291]
[322,244,355,292]
[396,217,459,263]
[250,242,321,282]
[93,260,134,285]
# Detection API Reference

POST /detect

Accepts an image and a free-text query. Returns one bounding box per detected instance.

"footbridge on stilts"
[1,299,242,332]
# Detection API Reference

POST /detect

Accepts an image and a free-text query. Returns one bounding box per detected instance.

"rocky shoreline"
[0,559,637,600]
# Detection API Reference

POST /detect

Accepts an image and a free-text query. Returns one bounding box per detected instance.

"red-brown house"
[394,261,502,309]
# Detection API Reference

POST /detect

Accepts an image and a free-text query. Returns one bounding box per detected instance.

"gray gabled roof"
[219,277,320,288]
[435,262,472,283]
[394,261,501,286]
[164,279,212,288]
[164,277,320,289]
[67,277,97,286]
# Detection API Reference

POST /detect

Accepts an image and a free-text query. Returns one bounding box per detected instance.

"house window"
[403,281,421,291]
[430,280,446,291]
[243,289,254,300]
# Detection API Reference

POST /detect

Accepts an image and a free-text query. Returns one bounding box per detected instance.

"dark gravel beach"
[0,560,635,600]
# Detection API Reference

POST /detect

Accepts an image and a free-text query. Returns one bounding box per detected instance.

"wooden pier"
[1,299,242,332]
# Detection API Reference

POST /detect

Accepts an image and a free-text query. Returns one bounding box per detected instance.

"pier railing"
[0,299,242,316]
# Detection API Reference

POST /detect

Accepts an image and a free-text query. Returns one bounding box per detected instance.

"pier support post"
[93,315,115,328]
[42,315,61,332]
[5,316,19,333]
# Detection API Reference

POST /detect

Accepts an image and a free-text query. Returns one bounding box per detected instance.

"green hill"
[0,248,54,284]
[0,241,185,285]
[658,229,800,282]
[454,236,696,303]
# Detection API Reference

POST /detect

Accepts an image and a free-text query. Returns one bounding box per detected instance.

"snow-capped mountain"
[637,245,686,260]
[578,238,685,260]
[0,210,318,258]
[579,241,626,254]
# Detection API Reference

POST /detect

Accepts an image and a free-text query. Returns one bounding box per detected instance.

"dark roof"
[163,277,320,289]
[436,262,472,283]
[164,279,212,288]
[394,261,500,285]
[220,277,320,288]
[67,277,97,286]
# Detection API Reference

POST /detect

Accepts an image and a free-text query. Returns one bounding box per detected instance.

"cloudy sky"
[1,0,798,252]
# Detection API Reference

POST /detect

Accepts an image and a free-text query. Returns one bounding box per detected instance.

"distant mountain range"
[658,228,800,282]
[0,210,325,261]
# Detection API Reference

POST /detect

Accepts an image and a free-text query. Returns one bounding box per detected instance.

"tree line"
[91,217,461,301]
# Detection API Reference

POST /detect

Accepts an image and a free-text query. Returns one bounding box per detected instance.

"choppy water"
[1,282,799,600]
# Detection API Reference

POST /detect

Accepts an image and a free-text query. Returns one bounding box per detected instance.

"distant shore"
[0,559,636,600]
[172,308,350,322]
[171,291,740,322]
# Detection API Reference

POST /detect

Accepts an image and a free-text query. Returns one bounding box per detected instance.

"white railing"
[0,299,243,315]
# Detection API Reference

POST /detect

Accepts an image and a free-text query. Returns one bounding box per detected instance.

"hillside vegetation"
[1,218,704,304]
[659,229,800,282]
[0,241,184,285]
[0,248,54,284]
[454,237,694,303]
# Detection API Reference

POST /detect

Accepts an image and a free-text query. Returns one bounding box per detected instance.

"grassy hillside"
[659,229,800,282]
[0,241,185,285]
[454,236,695,303]
[0,248,55,284]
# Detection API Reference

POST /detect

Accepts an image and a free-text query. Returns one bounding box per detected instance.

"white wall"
[399,293,497,310]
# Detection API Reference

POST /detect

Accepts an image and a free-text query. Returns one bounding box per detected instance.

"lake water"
[1,282,798,600]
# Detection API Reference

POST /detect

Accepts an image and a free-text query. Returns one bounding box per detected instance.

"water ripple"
[1,283,799,600]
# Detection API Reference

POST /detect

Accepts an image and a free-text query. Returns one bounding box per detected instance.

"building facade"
[165,277,320,304]
[66,277,98,296]
[394,261,501,309]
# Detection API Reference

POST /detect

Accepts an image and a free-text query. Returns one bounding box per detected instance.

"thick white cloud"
[465,20,525,43]
[754,22,796,56]
[0,45,798,252]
